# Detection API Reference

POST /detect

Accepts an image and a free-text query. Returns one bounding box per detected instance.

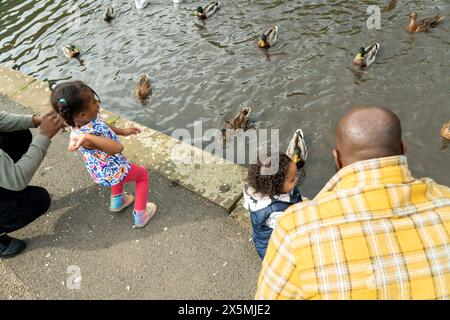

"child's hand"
[121,127,141,137]
[68,134,89,151]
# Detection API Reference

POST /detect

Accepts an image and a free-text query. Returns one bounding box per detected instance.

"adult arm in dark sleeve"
[0,111,36,132]
[0,133,51,191]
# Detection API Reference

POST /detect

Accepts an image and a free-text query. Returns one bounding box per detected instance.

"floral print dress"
[70,118,130,187]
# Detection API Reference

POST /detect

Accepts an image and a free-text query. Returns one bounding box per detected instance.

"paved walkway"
[0,95,260,299]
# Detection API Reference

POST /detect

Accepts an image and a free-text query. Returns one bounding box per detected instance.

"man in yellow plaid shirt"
[256,106,450,300]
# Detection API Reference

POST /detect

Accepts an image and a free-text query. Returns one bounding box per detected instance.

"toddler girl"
[243,153,302,260]
[51,81,156,228]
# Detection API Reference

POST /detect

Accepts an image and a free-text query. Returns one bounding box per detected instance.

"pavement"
[0,94,261,299]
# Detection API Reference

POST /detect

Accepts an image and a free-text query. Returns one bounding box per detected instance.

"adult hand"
[39,111,65,139]
[121,127,141,137]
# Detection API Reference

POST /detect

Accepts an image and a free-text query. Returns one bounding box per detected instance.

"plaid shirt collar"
[318,155,414,195]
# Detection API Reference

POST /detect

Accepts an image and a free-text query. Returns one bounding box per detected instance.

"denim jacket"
[243,185,302,260]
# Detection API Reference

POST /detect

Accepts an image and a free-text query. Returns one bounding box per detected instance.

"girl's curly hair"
[246,153,293,197]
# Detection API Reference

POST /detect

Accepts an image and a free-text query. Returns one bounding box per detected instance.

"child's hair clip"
[58,98,68,109]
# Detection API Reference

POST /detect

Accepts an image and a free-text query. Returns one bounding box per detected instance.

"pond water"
[1,0,449,196]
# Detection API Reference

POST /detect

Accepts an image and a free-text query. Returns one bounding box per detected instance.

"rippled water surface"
[1,0,449,196]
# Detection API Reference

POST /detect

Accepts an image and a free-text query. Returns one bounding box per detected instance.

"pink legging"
[111,163,149,212]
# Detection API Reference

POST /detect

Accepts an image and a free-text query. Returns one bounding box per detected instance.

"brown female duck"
[135,74,152,101]
[225,107,251,130]
[441,120,450,140]
[407,12,444,32]
[221,107,252,143]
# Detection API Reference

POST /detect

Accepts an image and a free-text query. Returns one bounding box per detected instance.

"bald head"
[333,107,405,169]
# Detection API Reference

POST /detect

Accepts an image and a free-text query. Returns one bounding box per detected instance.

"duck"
[195,1,220,19]
[384,0,396,12]
[286,129,308,169]
[353,43,380,68]
[221,107,252,143]
[258,26,278,49]
[407,12,444,33]
[441,120,450,140]
[62,44,80,58]
[225,107,251,130]
[135,74,152,101]
[134,0,149,10]
[103,5,115,22]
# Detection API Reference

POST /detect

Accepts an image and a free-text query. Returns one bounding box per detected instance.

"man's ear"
[333,149,342,170]
[401,140,407,155]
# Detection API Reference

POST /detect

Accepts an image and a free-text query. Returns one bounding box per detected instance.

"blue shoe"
[133,202,157,228]
[110,194,135,212]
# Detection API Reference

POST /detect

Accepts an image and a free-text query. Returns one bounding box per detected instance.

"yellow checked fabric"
[256,156,450,300]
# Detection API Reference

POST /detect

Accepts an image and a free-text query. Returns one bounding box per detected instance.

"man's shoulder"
[418,177,450,196]
[278,192,343,233]
[278,178,450,238]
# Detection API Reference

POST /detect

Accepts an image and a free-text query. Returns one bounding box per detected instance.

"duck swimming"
[103,5,115,22]
[440,120,450,150]
[135,74,152,101]
[353,43,380,68]
[62,44,80,58]
[441,120,450,140]
[225,107,251,130]
[384,0,396,12]
[407,12,444,32]
[258,26,278,49]
[221,107,252,143]
[286,129,308,169]
[195,2,220,19]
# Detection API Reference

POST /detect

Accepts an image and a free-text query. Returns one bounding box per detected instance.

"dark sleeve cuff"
[24,114,35,128]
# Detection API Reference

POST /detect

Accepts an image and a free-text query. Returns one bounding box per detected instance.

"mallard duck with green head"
[353,43,380,68]
[195,1,220,19]
[286,129,308,169]
[258,26,278,49]
[62,44,80,58]
[103,5,115,22]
